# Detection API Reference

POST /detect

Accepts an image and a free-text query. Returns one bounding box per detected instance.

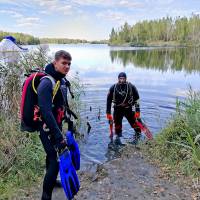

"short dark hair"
[55,50,72,61]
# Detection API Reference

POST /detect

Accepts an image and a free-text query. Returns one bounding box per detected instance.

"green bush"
[145,89,200,176]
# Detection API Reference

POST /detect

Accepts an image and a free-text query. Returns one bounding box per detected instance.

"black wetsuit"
[106,82,141,136]
[37,63,69,200]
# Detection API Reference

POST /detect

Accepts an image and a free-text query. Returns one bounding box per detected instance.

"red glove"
[106,114,113,121]
[134,112,140,119]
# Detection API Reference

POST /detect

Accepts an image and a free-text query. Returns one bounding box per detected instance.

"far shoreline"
[24,42,200,49]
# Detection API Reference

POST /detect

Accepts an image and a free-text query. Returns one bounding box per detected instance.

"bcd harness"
[112,82,134,107]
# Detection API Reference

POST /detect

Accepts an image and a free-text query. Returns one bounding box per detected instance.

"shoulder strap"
[112,84,117,103]
[128,82,133,96]
[43,75,56,88]
[32,72,42,94]
[41,75,60,101]
[32,72,60,101]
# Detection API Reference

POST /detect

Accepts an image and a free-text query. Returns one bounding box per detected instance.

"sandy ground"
[75,145,193,200]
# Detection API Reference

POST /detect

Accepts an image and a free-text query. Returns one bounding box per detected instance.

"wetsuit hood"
[45,63,66,80]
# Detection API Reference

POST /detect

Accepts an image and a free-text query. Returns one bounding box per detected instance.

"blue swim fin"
[66,131,80,170]
[59,148,80,200]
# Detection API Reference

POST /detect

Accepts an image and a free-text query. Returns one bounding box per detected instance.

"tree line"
[0,31,108,45]
[109,14,200,46]
[0,31,40,45]
[40,38,88,44]
[40,38,108,44]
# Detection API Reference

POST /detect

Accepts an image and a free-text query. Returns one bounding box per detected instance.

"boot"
[114,136,125,146]
[41,192,51,200]
[130,133,141,145]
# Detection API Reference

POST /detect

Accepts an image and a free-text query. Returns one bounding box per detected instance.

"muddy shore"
[46,144,197,200]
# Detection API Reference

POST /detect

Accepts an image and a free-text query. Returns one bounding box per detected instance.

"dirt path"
[47,144,193,200]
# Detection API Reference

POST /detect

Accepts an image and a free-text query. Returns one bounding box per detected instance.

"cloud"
[39,10,48,15]
[0,0,19,6]
[56,5,72,15]
[0,8,41,28]
[97,10,127,24]
[32,0,73,15]
[16,22,38,27]
[70,0,143,8]
[16,17,40,27]
[145,0,175,4]
[0,9,23,18]
[17,17,40,23]
[34,0,58,9]
[1,0,74,15]
[118,0,143,8]
[71,0,114,6]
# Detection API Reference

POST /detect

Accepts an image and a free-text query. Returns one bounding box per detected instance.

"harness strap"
[32,72,60,101]
[113,82,130,107]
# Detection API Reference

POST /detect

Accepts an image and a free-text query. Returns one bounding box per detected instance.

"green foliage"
[0,115,44,199]
[109,15,200,46]
[144,89,200,177]
[40,38,108,44]
[40,38,88,44]
[19,46,51,72]
[90,40,108,44]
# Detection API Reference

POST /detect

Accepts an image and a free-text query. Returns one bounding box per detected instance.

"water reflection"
[110,47,200,73]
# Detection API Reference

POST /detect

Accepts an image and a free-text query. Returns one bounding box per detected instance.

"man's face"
[118,77,126,84]
[54,57,71,75]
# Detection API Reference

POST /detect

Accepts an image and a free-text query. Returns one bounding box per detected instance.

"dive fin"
[66,131,80,170]
[59,149,80,200]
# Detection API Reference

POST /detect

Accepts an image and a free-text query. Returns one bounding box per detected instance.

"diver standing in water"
[106,72,141,146]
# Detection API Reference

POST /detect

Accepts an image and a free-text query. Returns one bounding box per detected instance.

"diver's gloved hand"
[106,113,113,120]
[59,149,80,199]
[106,114,113,124]
[66,131,80,170]
[134,112,140,120]
[55,139,67,154]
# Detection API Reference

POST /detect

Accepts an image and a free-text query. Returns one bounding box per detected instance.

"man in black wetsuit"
[106,72,141,146]
[37,50,72,200]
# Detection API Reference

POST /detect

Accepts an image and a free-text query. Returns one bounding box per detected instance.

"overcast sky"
[0,0,199,40]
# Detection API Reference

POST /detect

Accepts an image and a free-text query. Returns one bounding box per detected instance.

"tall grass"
[144,88,200,177]
[0,116,45,199]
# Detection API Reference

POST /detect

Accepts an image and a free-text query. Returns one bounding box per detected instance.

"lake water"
[19,44,200,169]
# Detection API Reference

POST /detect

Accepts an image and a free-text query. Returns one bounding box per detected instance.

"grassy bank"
[0,116,45,199]
[142,89,200,177]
